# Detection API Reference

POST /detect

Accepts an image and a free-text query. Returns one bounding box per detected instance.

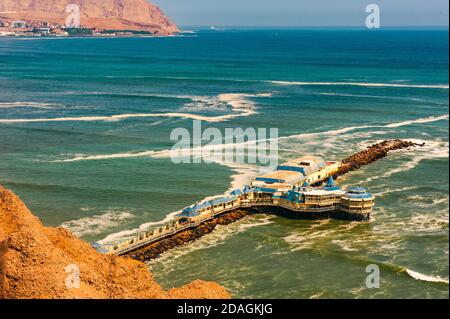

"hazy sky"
[151,0,449,27]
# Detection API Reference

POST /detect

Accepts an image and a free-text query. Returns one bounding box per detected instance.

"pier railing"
[102,196,359,256]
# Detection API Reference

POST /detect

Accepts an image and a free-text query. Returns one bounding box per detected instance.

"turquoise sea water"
[0,28,448,298]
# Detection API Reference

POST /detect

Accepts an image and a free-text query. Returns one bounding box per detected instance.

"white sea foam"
[377,115,449,129]
[72,91,202,101]
[51,114,449,166]
[385,114,450,128]
[0,92,271,124]
[52,149,169,163]
[179,30,197,34]
[283,222,359,251]
[61,210,134,237]
[405,269,449,284]
[280,124,374,141]
[319,92,424,102]
[0,112,237,123]
[331,240,359,252]
[281,114,449,142]
[0,102,62,109]
[147,215,274,267]
[372,202,448,236]
[406,193,449,208]
[182,95,225,111]
[361,139,449,184]
[408,212,449,234]
[270,80,449,89]
[218,162,260,191]
[97,210,182,244]
[373,186,418,197]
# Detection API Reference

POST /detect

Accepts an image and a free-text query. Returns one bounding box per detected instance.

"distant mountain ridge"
[0,0,178,34]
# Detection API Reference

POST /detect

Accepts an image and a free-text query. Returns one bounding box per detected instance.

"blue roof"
[243,185,255,193]
[285,189,301,201]
[345,192,373,199]
[92,242,109,253]
[345,186,373,199]
[323,176,341,191]
[276,165,306,175]
[323,186,341,191]
[178,206,200,217]
[255,177,286,184]
[192,202,209,211]
[230,188,243,196]
[92,242,102,249]
[256,187,278,193]
[182,206,193,213]
[302,181,310,187]
[211,196,236,205]
[179,202,209,217]
[326,176,335,186]
[347,187,368,194]
[201,201,213,208]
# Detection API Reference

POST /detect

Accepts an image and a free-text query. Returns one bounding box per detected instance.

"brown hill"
[0,185,230,299]
[0,0,178,34]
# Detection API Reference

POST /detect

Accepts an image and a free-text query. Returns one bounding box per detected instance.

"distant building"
[0,20,4,28]
[37,27,51,35]
[52,28,69,37]
[252,156,340,189]
[0,30,14,36]
[12,20,27,28]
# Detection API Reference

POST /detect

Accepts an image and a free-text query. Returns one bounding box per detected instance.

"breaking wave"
[270,80,449,89]
[405,269,449,284]
[283,222,360,252]
[385,114,449,128]
[361,139,449,184]
[147,215,274,268]
[51,149,171,163]
[97,210,182,244]
[373,186,418,197]
[51,114,449,164]
[0,112,238,124]
[0,102,62,109]
[61,210,134,238]
[282,114,449,141]
[0,93,271,124]
[319,92,425,102]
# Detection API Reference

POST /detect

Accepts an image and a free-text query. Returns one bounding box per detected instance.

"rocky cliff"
[0,185,230,299]
[0,0,178,34]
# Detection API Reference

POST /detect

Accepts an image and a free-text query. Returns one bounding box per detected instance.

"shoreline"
[0,33,181,39]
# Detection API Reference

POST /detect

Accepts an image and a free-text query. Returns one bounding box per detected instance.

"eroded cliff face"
[0,0,178,34]
[0,185,230,299]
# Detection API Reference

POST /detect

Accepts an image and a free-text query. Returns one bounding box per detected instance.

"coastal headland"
[0,0,178,37]
[0,184,229,299]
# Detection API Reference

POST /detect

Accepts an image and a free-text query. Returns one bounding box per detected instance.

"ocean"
[0,28,448,298]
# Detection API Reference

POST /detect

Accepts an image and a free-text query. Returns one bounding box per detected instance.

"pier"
[94,139,422,261]
[336,139,424,177]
